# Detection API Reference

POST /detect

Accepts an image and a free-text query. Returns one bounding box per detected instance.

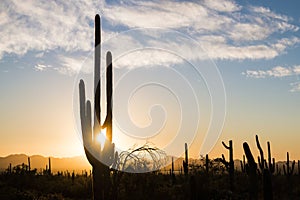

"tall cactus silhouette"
[79,14,118,200]
[205,154,209,174]
[243,142,258,200]
[267,141,275,174]
[28,157,31,172]
[255,135,273,199]
[48,157,51,175]
[221,140,234,191]
[298,160,300,176]
[255,135,266,171]
[283,152,295,178]
[182,143,189,176]
[255,135,275,174]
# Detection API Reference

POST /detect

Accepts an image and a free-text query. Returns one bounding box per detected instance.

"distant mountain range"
[0,154,91,173]
[0,154,294,174]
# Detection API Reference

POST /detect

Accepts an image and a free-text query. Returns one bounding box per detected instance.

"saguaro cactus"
[48,157,51,175]
[283,152,295,178]
[256,135,266,171]
[205,154,209,174]
[255,135,273,199]
[28,157,31,172]
[221,140,234,191]
[183,143,189,176]
[255,135,275,174]
[240,155,246,173]
[171,157,175,184]
[9,163,12,174]
[79,14,118,200]
[243,142,258,200]
[267,142,275,174]
[298,160,300,176]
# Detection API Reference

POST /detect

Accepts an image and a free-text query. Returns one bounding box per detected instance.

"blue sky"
[0,0,300,160]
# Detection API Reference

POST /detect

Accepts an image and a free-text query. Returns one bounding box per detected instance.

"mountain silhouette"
[0,154,91,173]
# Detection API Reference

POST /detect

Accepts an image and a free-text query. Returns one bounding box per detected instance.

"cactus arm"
[240,160,244,172]
[291,160,295,174]
[102,52,113,142]
[222,141,230,149]
[221,154,229,168]
[94,14,101,136]
[255,135,265,171]
[267,142,271,170]
[267,141,275,174]
[283,165,287,175]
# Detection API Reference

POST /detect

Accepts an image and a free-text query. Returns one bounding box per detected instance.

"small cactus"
[28,157,31,172]
[298,160,300,176]
[8,163,12,174]
[48,157,51,175]
[205,154,209,174]
[183,143,189,176]
[171,157,175,184]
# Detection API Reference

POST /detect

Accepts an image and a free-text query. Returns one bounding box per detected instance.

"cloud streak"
[290,82,300,92]
[243,65,300,78]
[101,0,299,62]
[0,0,98,58]
[0,0,299,74]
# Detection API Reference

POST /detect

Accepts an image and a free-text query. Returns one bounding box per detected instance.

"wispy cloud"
[243,65,300,92]
[202,0,241,12]
[102,0,299,62]
[0,0,299,74]
[290,82,300,92]
[243,65,300,78]
[54,55,94,75]
[0,0,99,58]
[34,64,50,72]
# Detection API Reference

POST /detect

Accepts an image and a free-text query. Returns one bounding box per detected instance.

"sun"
[95,129,107,147]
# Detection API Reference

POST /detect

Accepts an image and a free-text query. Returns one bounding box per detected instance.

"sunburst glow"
[95,129,107,148]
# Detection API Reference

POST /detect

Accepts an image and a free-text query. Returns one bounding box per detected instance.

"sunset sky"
[1,0,300,162]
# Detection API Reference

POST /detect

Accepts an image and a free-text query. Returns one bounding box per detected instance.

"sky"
[0,0,300,161]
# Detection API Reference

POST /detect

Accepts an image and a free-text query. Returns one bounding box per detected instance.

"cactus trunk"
[48,157,51,175]
[205,154,209,174]
[183,143,189,176]
[221,140,234,191]
[28,157,31,172]
[243,142,258,200]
